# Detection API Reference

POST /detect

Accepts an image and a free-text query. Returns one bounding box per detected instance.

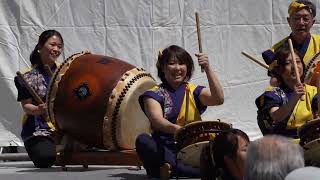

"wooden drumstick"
[185,86,190,126]
[288,39,305,100]
[241,51,269,70]
[16,71,55,129]
[195,12,204,73]
[288,39,301,84]
[16,71,44,105]
[44,64,53,77]
[317,73,320,116]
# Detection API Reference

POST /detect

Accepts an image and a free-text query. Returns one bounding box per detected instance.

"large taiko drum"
[175,120,231,167]
[298,118,320,165]
[47,50,156,150]
[304,52,320,86]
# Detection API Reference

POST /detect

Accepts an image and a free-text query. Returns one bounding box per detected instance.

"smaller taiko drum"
[298,118,320,165]
[175,120,231,167]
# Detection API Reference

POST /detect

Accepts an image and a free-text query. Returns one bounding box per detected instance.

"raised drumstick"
[288,39,301,84]
[288,39,305,101]
[195,12,204,73]
[241,51,269,69]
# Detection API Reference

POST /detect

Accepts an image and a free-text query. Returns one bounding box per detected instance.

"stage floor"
[0,161,200,180]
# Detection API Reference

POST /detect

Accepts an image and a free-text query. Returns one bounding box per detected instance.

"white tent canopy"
[1,0,319,146]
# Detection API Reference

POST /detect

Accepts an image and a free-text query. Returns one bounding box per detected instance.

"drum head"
[298,118,320,146]
[104,68,156,150]
[177,141,209,168]
[303,139,320,164]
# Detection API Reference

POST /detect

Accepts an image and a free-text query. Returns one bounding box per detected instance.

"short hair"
[156,45,194,84]
[30,29,64,66]
[200,129,250,179]
[273,44,306,83]
[244,135,305,180]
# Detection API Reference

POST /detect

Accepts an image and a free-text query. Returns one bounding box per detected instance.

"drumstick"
[288,39,301,84]
[16,71,56,130]
[44,64,53,77]
[241,51,269,69]
[195,12,204,73]
[288,39,305,101]
[185,86,190,126]
[317,73,320,116]
[16,71,44,105]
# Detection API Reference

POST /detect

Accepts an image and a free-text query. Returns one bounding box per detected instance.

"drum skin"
[47,51,155,150]
[298,118,320,165]
[175,120,231,167]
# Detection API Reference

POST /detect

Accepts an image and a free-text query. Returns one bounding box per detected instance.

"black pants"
[135,133,200,178]
[24,136,56,168]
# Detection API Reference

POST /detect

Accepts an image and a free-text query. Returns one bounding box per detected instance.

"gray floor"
[0,161,148,180]
[0,161,200,180]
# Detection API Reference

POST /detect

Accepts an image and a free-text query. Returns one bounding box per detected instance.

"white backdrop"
[1,0,320,146]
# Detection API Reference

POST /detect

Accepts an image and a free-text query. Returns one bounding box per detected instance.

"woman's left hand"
[195,53,209,71]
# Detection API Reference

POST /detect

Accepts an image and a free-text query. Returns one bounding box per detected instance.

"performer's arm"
[196,53,224,106]
[21,98,47,116]
[269,83,304,123]
[142,97,181,134]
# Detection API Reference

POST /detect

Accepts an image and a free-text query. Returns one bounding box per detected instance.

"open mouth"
[297,28,306,33]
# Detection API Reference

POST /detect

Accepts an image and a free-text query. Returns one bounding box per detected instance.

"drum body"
[298,118,320,165]
[175,120,231,167]
[304,52,320,86]
[47,51,156,150]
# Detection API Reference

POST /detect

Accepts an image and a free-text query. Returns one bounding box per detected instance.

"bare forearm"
[270,98,299,123]
[150,118,181,134]
[22,104,43,116]
[205,66,224,105]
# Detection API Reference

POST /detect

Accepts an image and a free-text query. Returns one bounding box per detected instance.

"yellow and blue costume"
[256,84,318,137]
[135,82,206,178]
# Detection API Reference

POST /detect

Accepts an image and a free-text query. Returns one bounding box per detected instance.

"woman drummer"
[135,45,224,179]
[256,44,318,138]
[14,30,64,168]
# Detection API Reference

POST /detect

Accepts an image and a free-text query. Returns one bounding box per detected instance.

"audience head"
[201,128,250,180]
[244,135,304,180]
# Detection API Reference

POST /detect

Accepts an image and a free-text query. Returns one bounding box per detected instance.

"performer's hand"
[195,53,209,71]
[38,103,47,115]
[293,83,305,99]
[173,124,182,133]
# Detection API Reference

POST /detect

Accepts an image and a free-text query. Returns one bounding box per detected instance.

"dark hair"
[156,45,194,84]
[30,30,64,66]
[200,129,249,180]
[273,44,306,84]
[296,0,316,17]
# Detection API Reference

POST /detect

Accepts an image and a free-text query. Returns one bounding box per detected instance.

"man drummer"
[262,0,320,86]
